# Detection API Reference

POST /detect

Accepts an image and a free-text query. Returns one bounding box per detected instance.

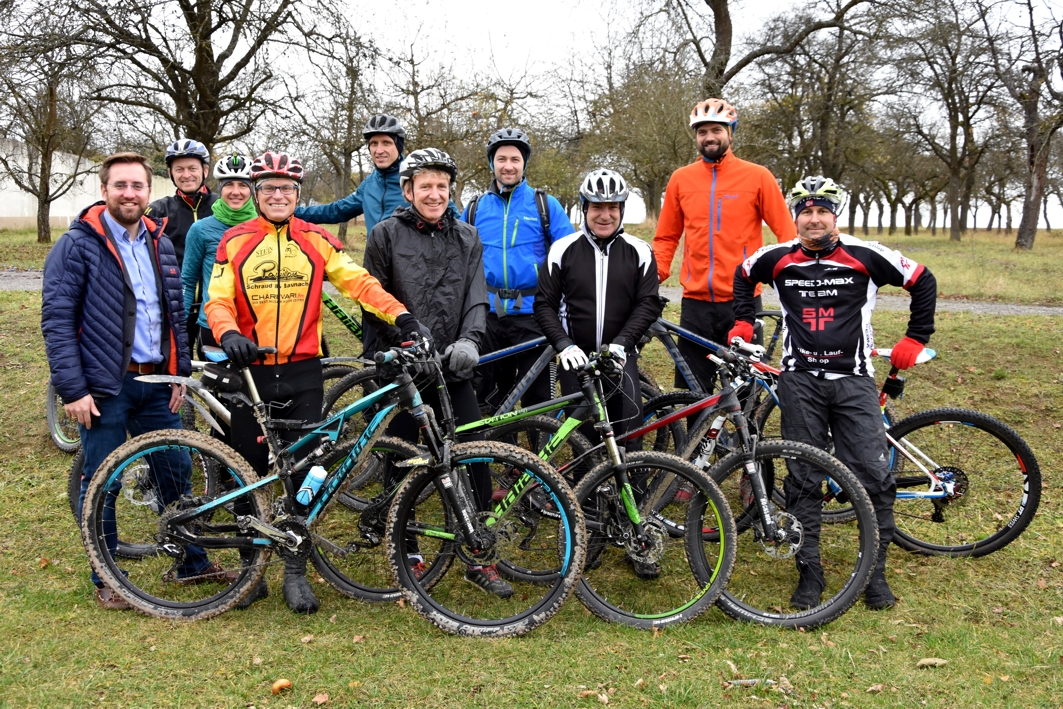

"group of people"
[42,96,936,617]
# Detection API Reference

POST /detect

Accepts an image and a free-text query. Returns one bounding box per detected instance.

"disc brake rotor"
[758,511,802,559]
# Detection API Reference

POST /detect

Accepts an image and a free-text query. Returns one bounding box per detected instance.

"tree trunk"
[846,193,858,234]
[902,203,912,235]
[1044,192,1052,232]
[914,201,921,234]
[1006,202,1013,234]
[35,147,53,244]
[888,202,898,235]
[929,198,937,235]
[861,200,870,235]
[337,150,353,244]
[947,174,962,241]
[876,200,884,234]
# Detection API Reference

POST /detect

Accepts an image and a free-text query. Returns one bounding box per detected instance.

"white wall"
[0,140,174,229]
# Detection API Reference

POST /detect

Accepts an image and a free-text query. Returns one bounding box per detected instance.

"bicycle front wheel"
[709,441,878,629]
[81,429,270,619]
[887,408,1041,557]
[47,381,80,452]
[310,436,455,602]
[387,441,586,637]
[574,451,736,628]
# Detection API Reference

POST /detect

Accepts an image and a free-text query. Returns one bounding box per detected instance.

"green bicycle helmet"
[787,175,846,217]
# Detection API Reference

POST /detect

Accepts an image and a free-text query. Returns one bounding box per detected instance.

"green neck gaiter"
[211,196,258,227]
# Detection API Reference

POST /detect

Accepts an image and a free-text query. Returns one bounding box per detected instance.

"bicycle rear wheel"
[310,436,455,602]
[47,381,80,452]
[708,441,878,629]
[387,441,586,637]
[81,429,270,619]
[574,451,736,628]
[887,408,1041,557]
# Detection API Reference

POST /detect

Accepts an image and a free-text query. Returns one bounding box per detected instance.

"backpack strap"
[534,188,552,255]
[466,195,481,227]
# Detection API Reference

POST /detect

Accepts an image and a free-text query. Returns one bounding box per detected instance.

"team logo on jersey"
[249,260,308,283]
[802,307,834,331]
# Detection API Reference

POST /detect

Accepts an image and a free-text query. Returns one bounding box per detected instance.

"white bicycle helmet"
[399,148,458,190]
[579,169,629,203]
[689,98,739,132]
[213,154,253,184]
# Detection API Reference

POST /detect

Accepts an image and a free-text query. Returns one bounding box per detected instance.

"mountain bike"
[611,342,880,628]
[736,346,1042,557]
[80,340,586,637]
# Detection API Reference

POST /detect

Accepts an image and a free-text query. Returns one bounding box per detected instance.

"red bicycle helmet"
[250,152,304,183]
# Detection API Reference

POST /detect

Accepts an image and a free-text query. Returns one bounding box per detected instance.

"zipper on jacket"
[708,165,717,302]
[501,195,511,315]
[275,225,283,376]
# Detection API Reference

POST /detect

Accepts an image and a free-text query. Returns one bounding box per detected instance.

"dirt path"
[5,269,1061,316]
[659,285,1063,317]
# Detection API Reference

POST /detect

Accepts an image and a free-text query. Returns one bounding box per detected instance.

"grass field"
[1,277,1061,706]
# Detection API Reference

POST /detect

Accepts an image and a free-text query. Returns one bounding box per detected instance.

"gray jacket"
[364,206,487,378]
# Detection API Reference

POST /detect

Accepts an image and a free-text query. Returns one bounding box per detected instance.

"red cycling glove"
[890,336,924,370]
[726,320,755,345]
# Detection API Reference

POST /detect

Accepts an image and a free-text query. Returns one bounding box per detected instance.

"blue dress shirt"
[102,208,163,364]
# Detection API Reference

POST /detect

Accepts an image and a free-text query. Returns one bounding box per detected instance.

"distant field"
[626,224,1063,306]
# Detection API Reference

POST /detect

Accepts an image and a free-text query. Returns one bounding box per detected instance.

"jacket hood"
[74,201,164,243]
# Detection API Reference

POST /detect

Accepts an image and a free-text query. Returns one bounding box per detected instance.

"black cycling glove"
[395,312,433,352]
[220,330,259,368]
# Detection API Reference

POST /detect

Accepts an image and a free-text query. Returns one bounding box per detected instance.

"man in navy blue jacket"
[463,128,574,411]
[42,153,235,610]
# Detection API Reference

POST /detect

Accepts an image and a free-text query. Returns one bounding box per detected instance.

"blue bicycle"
[80,341,586,636]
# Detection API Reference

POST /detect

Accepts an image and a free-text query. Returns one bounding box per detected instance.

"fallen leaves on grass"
[867,684,884,693]
[38,557,49,569]
[301,634,314,644]
[1052,616,1063,626]
[352,635,366,643]
[916,658,948,668]
[312,693,329,705]
[252,657,262,665]
[348,681,362,688]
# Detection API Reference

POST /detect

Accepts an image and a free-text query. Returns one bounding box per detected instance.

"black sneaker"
[464,565,514,598]
[627,556,662,580]
[864,572,896,610]
[235,578,268,609]
[790,570,825,610]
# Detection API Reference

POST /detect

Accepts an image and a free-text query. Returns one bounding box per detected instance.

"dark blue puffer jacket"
[42,202,191,403]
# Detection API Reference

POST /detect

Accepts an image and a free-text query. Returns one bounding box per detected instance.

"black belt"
[487,285,538,316]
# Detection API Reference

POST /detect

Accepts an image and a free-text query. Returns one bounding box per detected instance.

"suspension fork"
[581,370,647,537]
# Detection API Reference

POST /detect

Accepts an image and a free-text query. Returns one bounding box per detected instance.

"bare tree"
[978,0,1063,249]
[900,0,997,241]
[637,0,873,97]
[286,11,377,242]
[77,0,305,151]
[0,4,100,243]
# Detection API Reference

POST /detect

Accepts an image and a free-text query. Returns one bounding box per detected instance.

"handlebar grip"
[715,348,738,364]
[256,346,278,356]
[374,350,396,365]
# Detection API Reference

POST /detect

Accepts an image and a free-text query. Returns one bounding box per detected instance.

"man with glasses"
[206,151,423,614]
[43,152,236,610]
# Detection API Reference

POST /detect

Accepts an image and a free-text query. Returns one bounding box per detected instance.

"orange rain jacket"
[653,149,797,302]
[206,216,407,364]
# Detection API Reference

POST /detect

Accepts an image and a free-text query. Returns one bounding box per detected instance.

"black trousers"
[559,353,643,453]
[230,358,324,488]
[675,295,761,390]
[777,371,896,575]
[477,313,553,413]
[386,378,491,511]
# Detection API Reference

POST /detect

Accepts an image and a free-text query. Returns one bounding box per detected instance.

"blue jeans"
[77,371,210,587]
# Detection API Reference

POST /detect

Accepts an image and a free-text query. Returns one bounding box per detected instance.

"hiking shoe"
[790,570,825,610]
[95,586,132,611]
[627,556,662,580]
[673,483,693,503]
[464,565,514,598]
[864,572,896,610]
[235,578,269,609]
[409,557,428,582]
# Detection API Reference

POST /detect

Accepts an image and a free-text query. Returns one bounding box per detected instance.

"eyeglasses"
[256,184,297,196]
[107,182,149,193]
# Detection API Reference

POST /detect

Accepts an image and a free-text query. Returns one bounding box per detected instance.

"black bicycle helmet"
[486,127,532,164]
[398,148,458,190]
[363,113,406,153]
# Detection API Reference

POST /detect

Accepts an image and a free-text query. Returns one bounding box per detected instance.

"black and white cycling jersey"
[534,227,662,353]
[734,234,936,376]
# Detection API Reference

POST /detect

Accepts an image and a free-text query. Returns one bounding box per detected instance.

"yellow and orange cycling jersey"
[206,216,406,364]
